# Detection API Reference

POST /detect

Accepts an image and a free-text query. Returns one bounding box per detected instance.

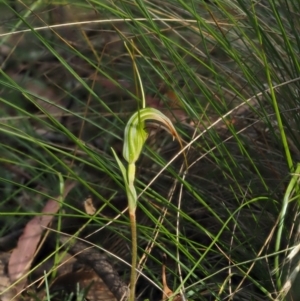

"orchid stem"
[129,209,137,301]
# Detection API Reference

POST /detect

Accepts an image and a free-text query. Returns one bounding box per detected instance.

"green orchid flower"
[112,106,185,301]
[123,107,179,164]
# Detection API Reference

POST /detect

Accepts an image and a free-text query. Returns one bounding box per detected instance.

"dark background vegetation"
[1,0,300,300]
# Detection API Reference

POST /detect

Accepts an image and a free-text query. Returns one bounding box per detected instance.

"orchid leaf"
[111,148,137,210]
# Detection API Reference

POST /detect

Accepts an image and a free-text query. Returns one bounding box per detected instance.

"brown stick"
[57,235,130,301]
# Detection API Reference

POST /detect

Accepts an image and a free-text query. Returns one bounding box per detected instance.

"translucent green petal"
[123,107,178,164]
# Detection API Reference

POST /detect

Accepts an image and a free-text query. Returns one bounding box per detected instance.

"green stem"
[129,210,137,301]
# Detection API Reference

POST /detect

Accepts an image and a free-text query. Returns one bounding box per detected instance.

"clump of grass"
[1,0,300,300]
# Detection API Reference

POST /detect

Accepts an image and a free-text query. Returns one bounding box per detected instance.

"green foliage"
[0,0,300,300]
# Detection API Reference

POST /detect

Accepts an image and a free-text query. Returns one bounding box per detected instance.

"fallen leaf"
[8,181,77,292]
[162,254,182,301]
[84,196,96,215]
